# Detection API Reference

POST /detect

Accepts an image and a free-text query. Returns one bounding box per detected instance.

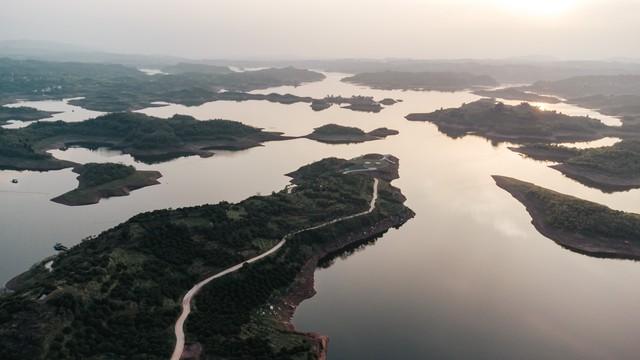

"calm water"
[2,73,640,359]
[2,97,104,129]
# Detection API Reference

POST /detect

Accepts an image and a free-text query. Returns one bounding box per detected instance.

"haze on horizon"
[1,0,639,60]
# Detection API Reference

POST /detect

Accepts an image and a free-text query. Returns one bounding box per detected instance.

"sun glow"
[499,0,578,17]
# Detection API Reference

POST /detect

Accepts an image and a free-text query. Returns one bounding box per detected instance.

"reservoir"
[2,73,640,359]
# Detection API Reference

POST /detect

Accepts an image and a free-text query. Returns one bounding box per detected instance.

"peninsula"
[512,140,640,192]
[0,106,59,126]
[494,175,640,260]
[0,112,289,170]
[51,163,162,206]
[0,154,413,360]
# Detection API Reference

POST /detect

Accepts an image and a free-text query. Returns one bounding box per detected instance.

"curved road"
[171,178,379,360]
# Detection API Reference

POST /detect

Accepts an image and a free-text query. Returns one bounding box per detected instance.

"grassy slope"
[51,163,162,206]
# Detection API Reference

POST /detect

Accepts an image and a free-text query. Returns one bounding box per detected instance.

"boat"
[11,179,18,184]
[53,243,68,251]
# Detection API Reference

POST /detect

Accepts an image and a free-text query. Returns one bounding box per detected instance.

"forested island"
[494,176,640,260]
[190,92,394,113]
[0,106,59,126]
[342,71,498,91]
[0,112,289,170]
[0,154,414,360]
[405,99,619,143]
[305,124,399,144]
[51,163,162,206]
[512,141,640,192]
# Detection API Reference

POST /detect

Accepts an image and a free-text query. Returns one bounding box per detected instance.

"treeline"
[76,163,136,188]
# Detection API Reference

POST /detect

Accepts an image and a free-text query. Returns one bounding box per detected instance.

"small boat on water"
[53,243,68,251]
[11,179,18,184]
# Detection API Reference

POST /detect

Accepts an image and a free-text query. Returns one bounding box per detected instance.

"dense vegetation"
[494,176,640,259]
[564,141,640,177]
[306,124,398,144]
[311,124,365,136]
[514,141,640,192]
[342,71,497,91]
[0,112,284,168]
[76,163,136,188]
[0,106,58,125]
[406,99,611,143]
[0,58,325,111]
[0,126,75,171]
[51,163,162,206]
[0,155,413,360]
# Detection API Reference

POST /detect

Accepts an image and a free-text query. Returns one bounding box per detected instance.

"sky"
[1,0,639,60]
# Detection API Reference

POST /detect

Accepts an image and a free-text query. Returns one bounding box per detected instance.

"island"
[512,140,640,192]
[0,106,59,126]
[379,98,400,106]
[183,92,394,113]
[0,154,414,360]
[333,96,383,112]
[51,163,162,206]
[472,88,562,104]
[311,99,332,111]
[342,71,498,91]
[305,124,399,144]
[406,99,615,144]
[0,112,290,170]
[493,175,640,260]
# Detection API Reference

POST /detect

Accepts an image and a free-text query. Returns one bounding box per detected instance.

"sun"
[499,0,578,17]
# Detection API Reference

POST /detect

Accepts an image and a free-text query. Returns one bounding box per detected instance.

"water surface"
[1,73,639,359]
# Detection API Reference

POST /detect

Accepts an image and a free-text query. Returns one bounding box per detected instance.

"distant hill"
[0,40,186,67]
[342,71,497,91]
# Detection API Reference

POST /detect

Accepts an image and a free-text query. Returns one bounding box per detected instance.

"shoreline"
[50,169,163,206]
[551,163,640,193]
[172,177,410,360]
[273,212,415,359]
[493,175,640,260]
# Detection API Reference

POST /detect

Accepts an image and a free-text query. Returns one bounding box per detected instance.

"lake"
[1,72,640,359]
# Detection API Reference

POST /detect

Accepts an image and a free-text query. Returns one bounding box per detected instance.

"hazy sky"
[1,0,639,59]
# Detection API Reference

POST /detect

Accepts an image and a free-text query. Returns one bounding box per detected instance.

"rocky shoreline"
[273,211,415,359]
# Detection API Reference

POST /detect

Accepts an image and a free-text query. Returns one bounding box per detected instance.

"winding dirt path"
[170,178,379,360]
